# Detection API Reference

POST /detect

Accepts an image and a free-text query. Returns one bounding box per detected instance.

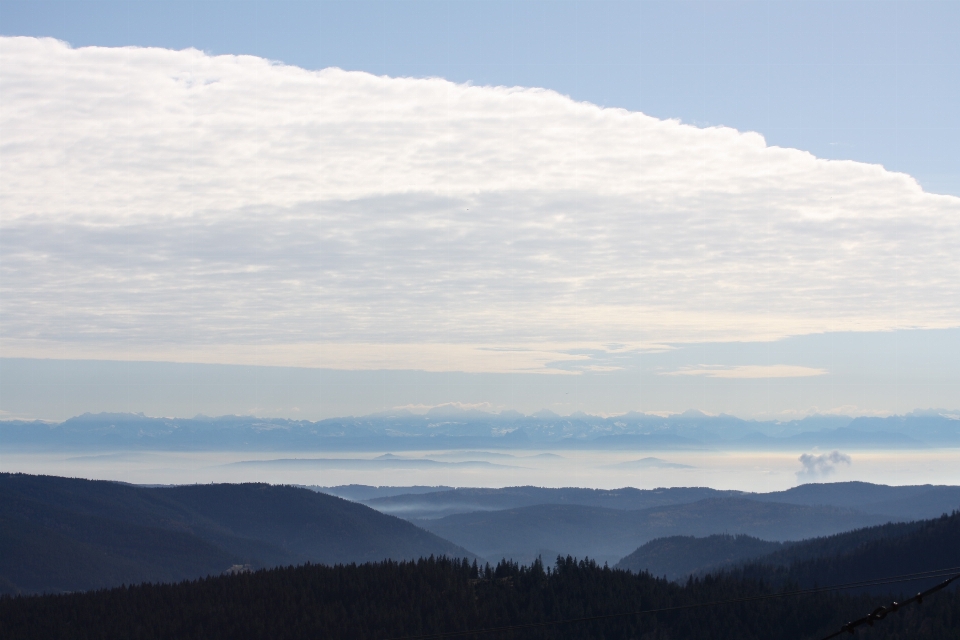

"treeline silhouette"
[1,555,957,639]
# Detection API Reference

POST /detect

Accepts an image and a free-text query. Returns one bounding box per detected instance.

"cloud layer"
[665,365,828,379]
[2,37,959,371]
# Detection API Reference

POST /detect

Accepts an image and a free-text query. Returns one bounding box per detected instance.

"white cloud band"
[2,37,959,372]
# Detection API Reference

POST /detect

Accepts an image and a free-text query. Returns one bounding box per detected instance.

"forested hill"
[1,556,957,640]
[0,473,473,595]
[615,534,784,580]
[615,511,960,589]
[738,509,960,595]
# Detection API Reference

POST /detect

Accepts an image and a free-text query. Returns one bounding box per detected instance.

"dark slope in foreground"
[417,497,887,565]
[2,556,958,640]
[0,473,473,595]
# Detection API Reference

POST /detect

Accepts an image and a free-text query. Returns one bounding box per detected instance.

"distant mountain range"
[0,473,474,595]
[2,408,958,450]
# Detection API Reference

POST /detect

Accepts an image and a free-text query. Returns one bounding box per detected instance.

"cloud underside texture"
[2,37,959,372]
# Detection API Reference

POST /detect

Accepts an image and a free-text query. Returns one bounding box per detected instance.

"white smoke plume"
[797,451,852,480]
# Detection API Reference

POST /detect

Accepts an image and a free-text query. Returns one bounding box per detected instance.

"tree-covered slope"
[155,482,476,565]
[614,510,960,589]
[738,509,960,596]
[615,534,783,580]
[1,556,957,640]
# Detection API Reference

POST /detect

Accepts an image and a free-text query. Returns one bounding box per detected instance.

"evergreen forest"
[1,554,957,640]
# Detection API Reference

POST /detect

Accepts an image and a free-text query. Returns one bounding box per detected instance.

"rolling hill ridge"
[0,473,474,595]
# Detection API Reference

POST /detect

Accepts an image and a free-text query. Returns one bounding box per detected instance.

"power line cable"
[818,572,960,640]
[385,566,960,640]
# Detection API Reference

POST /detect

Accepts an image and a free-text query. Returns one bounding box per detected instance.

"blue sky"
[5,0,958,195]
[1,1,958,420]
[3,329,959,421]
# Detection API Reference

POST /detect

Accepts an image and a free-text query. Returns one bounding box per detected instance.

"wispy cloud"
[664,365,828,379]
[2,37,959,372]
[797,451,852,480]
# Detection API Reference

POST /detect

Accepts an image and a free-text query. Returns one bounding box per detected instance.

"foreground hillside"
[1,556,957,640]
[0,473,472,594]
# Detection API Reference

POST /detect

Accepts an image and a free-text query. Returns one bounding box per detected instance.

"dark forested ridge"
[737,510,960,596]
[616,534,784,580]
[0,473,473,595]
[615,511,960,589]
[614,522,927,582]
[1,556,957,640]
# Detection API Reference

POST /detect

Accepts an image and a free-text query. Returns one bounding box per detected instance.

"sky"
[1,1,958,421]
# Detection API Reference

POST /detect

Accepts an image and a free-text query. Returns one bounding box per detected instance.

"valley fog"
[5,448,960,492]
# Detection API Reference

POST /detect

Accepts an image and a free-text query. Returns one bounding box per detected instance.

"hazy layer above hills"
[0,474,474,595]
[3,409,959,451]
[357,486,741,519]
[341,482,960,521]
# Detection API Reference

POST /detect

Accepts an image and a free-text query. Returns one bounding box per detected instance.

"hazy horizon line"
[4,406,959,425]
